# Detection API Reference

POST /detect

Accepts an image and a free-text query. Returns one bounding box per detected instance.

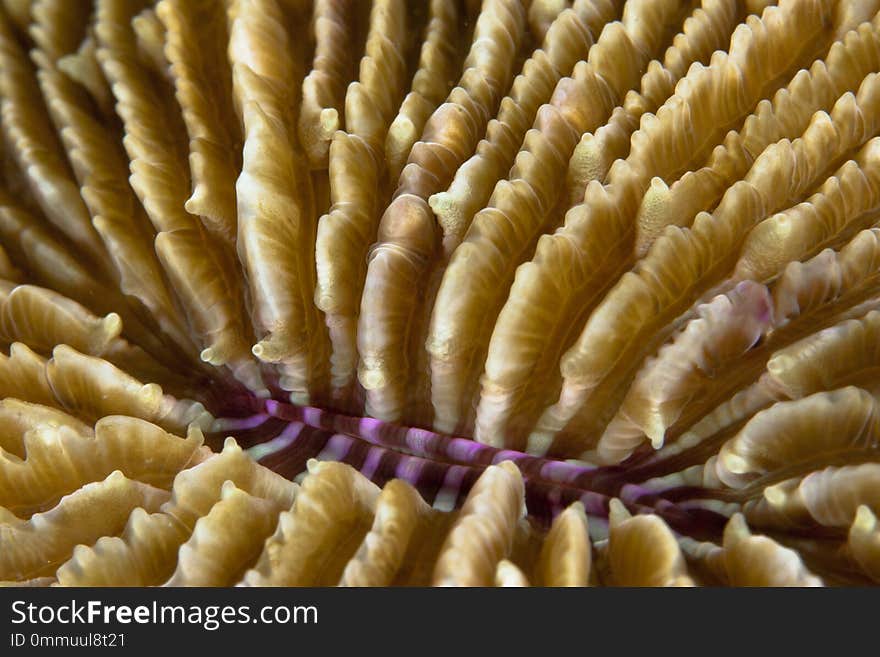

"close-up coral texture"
[1,0,880,588]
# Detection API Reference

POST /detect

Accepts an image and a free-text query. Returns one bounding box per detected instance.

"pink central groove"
[208,395,730,540]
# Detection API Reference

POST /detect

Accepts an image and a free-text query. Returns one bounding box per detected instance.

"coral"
[1,0,880,586]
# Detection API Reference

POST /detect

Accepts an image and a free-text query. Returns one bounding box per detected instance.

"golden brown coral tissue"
[1,0,880,587]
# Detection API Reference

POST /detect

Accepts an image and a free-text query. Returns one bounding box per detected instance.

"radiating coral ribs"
[430,3,599,253]
[577,0,744,190]
[0,413,203,517]
[0,12,112,278]
[98,0,267,395]
[605,499,694,586]
[385,0,465,182]
[433,460,524,586]
[36,46,200,366]
[714,386,880,490]
[30,0,92,63]
[314,0,410,407]
[0,472,170,582]
[661,18,880,255]
[468,0,694,451]
[158,0,241,245]
[50,434,296,587]
[542,6,879,461]
[0,283,183,392]
[298,0,361,168]
[2,0,880,587]
[0,190,196,376]
[358,0,527,426]
[56,35,116,119]
[599,281,773,463]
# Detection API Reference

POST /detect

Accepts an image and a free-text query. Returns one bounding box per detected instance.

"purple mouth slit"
[210,395,730,541]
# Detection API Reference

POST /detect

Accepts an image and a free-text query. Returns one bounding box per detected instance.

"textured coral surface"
[1,0,880,586]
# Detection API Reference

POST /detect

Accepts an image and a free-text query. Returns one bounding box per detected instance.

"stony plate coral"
[0,0,879,586]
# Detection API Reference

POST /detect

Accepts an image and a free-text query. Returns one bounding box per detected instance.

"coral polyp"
[1,0,880,586]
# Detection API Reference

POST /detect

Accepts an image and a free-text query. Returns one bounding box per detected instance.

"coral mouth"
[217,396,728,541]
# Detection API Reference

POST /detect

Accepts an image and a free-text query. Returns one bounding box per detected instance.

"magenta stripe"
[213,413,270,431]
[256,399,728,536]
[264,399,603,490]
